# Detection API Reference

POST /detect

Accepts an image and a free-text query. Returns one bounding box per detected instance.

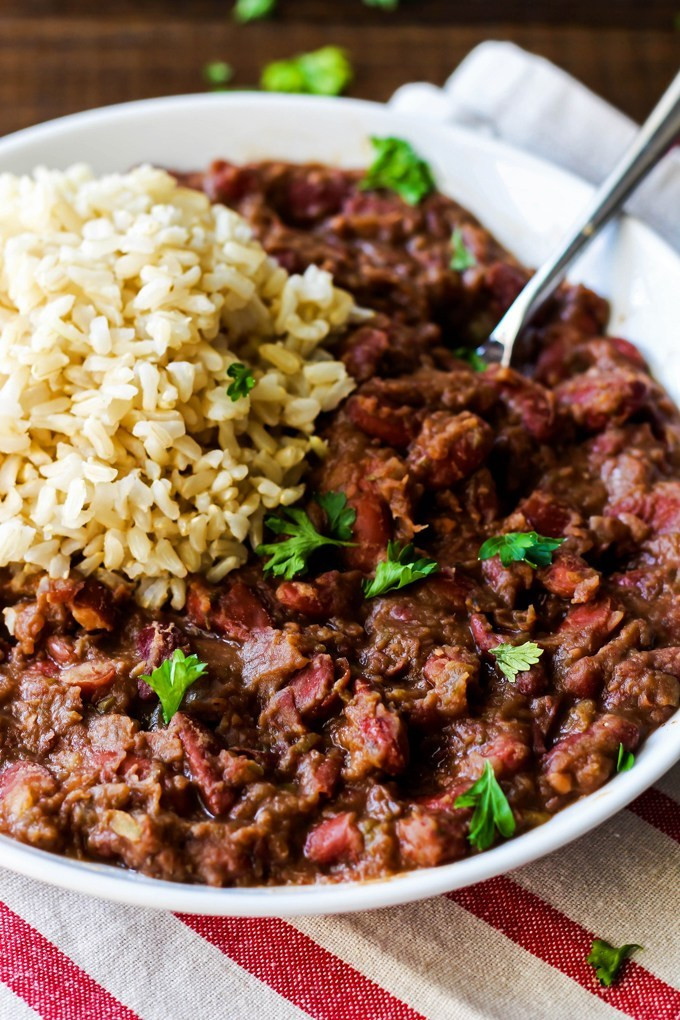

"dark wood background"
[1,1,678,137]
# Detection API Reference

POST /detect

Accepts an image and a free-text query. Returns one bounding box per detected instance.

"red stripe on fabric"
[628,787,680,844]
[178,914,425,1020]
[0,900,140,1020]
[450,876,680,1020]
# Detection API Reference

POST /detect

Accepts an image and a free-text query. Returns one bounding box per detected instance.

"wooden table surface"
[1,1,678,138]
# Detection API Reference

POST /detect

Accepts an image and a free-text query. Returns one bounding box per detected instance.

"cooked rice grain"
[0,165,357,607]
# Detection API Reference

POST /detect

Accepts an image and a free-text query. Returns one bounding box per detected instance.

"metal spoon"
[477,69,680,368]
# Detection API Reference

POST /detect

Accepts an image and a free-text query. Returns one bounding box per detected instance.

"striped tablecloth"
[1,44,679,1020]
[0,762,677,1020]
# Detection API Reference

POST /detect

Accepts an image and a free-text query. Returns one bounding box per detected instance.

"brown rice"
[0,164,357,608]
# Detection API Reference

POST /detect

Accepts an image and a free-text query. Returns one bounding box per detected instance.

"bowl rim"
[0,91,678,916]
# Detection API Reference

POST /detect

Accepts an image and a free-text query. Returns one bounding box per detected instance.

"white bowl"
[0,93,678,916]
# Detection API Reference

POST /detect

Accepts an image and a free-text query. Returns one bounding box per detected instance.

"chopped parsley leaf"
[490,642,543,683]
[316,491,356,542]
[203,61,234,89]
[261,60,306,94]
[453,346,486,372]
[361,136,436,205]
[227,362,256,401]
[478,531,565,568]
[140,649,208,724]
[454,760,516,851]
[261,46,353,97]
[233,0,277,22]
[363,0,399,7]
[257,507,355,579]
[616,743,635,772]
[587,939,641,987]
[450,227,477,271]
[363,541,438,598]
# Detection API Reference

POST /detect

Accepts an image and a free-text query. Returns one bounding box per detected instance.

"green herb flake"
[261,60,306,94]
[454,760,516,851]
[616,743,635,772]
[203,61,234,89]
[363,0,399,8]
[261,46,353,97]
[587,939,642,987]
[316,491,356,542]
[490,641,543,683]
[226,362,256,401]
[257,507,355,580]
[140,649,208,724]
[361,136,436,206]
[233,0,277,22]
[453,346,486,372]
[298,46,353,96]
[363,541,438,599]
[450,227,477,272]
[478,531,565,568]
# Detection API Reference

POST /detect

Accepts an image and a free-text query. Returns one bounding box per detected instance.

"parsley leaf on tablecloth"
[587,939,642,986]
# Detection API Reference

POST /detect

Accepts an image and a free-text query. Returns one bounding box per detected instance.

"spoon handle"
[483,69,680,368]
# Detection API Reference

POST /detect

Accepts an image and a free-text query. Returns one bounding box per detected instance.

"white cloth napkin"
[389,41,680,252]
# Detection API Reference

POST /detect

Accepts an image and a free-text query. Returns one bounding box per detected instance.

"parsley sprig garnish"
[227,362,256,401]
[233,0,277,21]
[454,760,516,851]
[616,743,635,772]
[140,649,208,724]
[478,531,565,568]
[257,498,355,579]
[261,46,353,96]
[363,541,438,598]
[316,491,356,541]
[450,227,477,271]
[587,939,642,987]
[490,641,543,683]
[361,136,436,206]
